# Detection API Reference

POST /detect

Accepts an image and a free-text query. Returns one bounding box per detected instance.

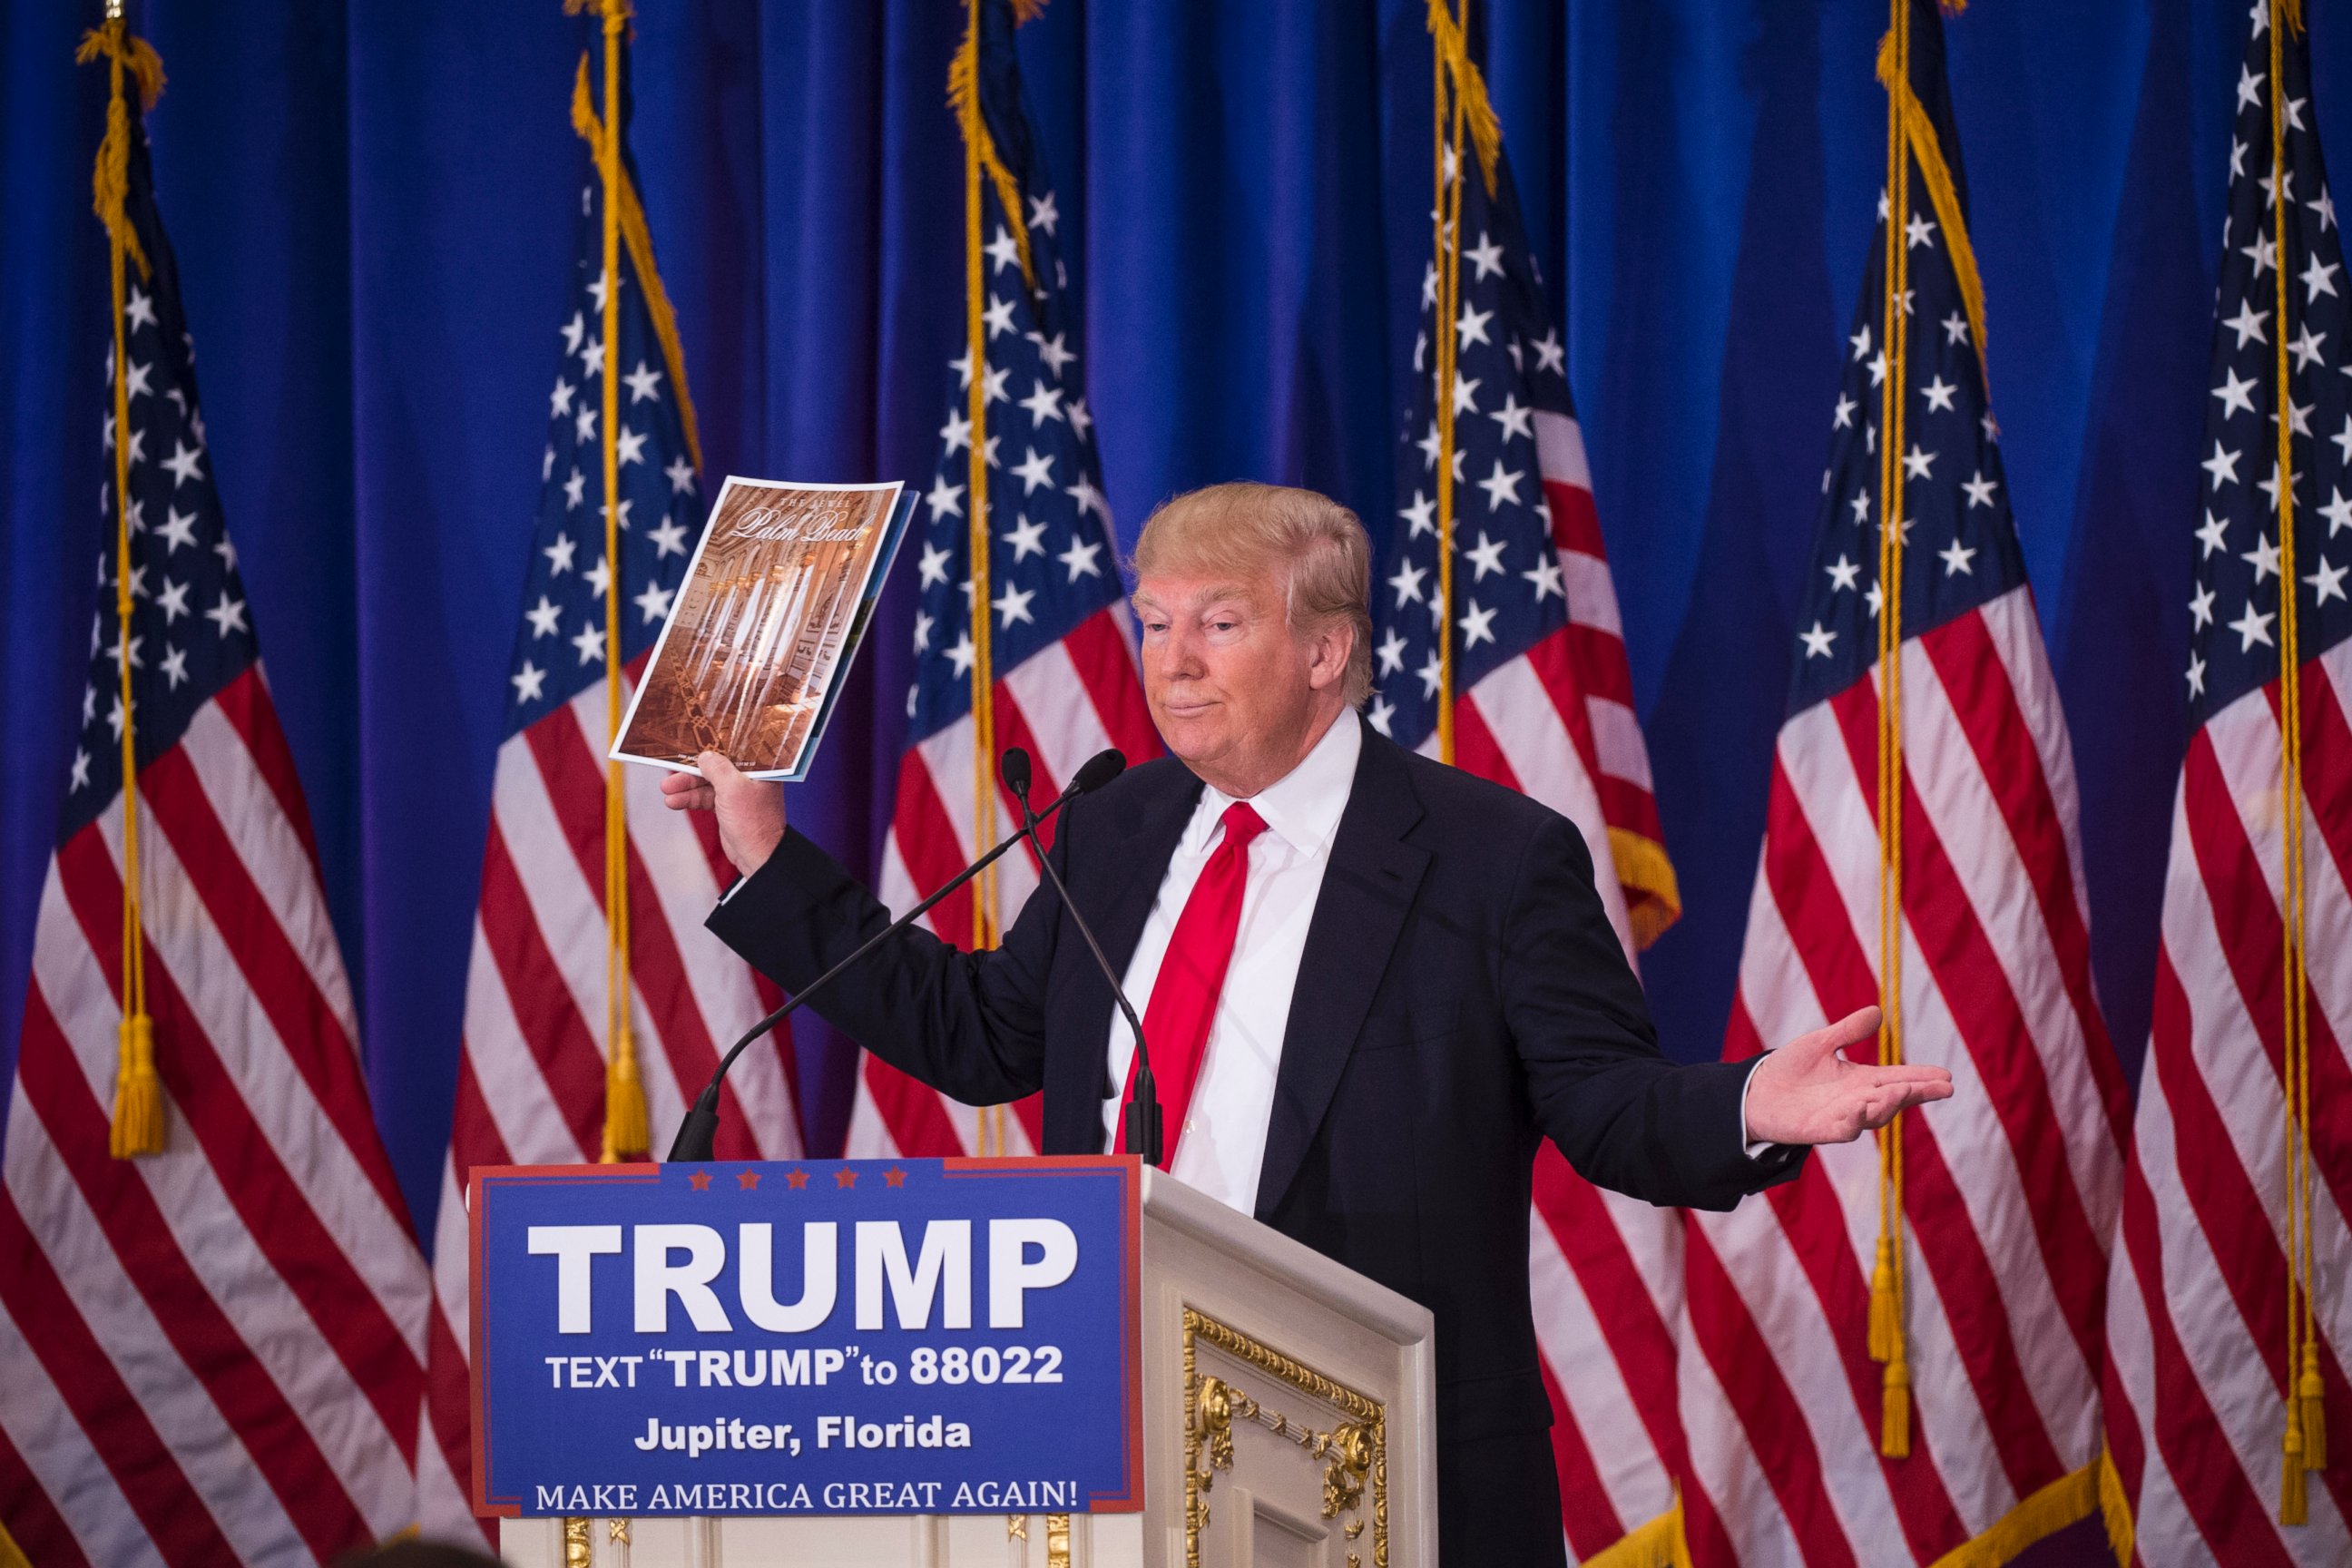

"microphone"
[666,747,1128,1162]
[999,747,1164,1167]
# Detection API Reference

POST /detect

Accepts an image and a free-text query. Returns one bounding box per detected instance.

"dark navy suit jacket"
[707,715,1806,1555]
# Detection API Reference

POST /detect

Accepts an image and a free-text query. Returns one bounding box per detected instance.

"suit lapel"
[1254,724,1428,1217]
[1048,761,1200,1152]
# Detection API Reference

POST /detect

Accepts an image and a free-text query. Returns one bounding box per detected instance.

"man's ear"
[1305,622,1351,691]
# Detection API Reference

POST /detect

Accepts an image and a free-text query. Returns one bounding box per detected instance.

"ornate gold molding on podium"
[1182,1308,1387,1568]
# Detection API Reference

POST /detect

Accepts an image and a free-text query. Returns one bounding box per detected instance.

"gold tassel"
[2097,1446,2134,1566]
[1867,1235,1898,1362]
[2301,1342,2327,1471]
[109,1013,165,1158]
[1880,1355,1911,1459]
[603,1047,648,1162]
[2283,1403,2310,1524]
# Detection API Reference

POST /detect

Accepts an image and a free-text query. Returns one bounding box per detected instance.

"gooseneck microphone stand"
[666,748,1127,1162]
[999,747,1163,1167]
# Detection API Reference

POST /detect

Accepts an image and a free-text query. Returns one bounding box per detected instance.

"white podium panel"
[501,1166,1436,1568]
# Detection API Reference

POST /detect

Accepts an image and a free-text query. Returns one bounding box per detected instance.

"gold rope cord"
[77,14,167,1159]
[2269,0,2323,1524]
[1866,0,1915,1461]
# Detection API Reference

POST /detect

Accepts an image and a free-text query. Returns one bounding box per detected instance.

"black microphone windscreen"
[999,746,1034,801]
[1071,749,1126,796]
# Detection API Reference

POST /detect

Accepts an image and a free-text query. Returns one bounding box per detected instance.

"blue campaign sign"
[469,1156,1142,1519]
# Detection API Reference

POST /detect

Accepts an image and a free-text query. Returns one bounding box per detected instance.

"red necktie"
[1120,801,1268,1165]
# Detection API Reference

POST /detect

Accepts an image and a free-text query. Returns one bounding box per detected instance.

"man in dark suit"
[663,482,1951,1563]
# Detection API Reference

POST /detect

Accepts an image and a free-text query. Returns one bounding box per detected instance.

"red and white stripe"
[1422,410,1677,956]
[1411,408,1690,1563]
[2100,639,2352,1563]
[851,607,1157,1158]
[415,669,802,1542]
[0,666,431,1565]
[1676,587,2130,1564]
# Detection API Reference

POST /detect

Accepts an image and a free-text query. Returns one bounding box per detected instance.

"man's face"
[1132,568,1321,791]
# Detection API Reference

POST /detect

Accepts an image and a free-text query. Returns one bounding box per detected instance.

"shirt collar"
[1192,710,1362,858]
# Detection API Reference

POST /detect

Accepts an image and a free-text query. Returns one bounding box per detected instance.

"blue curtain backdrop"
[0,0,2318,1264]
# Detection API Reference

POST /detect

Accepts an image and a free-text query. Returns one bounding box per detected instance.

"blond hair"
[1132,482,1375,706]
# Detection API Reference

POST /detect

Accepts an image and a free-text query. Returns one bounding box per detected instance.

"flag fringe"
[0,1514,32,1568]
[1606,827,1682,950]
[2096,1446,2133,1566]
[946,26,1035,292]
[1923,1463,2103,1568]
[1875,27,1991,382]
[1424,0,1502,194]
[1580,1497,1690,1568]
[566,52,704,475]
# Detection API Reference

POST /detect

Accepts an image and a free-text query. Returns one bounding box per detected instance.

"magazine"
[611,475,914,781]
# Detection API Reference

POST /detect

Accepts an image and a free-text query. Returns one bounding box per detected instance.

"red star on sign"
[736,1171,760,1191]
[687,1171,712,1191]
[834,1169,858,1189]
[785,1168,809,1190]
[883,1168,908,1189]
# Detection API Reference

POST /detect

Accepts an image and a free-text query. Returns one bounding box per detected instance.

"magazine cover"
[611,476,913,781]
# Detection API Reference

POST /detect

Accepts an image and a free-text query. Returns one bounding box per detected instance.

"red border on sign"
[469,1157,1142,1518]
[942,1154,1144,1511]
[468,1162,662,1517]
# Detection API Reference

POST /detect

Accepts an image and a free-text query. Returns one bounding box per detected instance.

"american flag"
[414,35,800,1541]
[1374,25,1688,1562]
[850,0,1158,1161]
[2100,3,2352,1558]
[1673,4,2129,1563]
[1,27,432,1563]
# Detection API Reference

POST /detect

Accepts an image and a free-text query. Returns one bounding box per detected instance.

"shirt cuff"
[1740,1058,1772,1159]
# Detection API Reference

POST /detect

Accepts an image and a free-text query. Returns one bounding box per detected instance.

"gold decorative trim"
[1044,1512,1073,1568]
[1183,1307,1387,1568]
[562,1516,593,1568]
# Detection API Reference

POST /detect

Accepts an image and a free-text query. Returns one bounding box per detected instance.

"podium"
[484,1161,1435,1568]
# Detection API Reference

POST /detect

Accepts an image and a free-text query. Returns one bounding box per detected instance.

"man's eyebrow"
[1131,586,1253,615]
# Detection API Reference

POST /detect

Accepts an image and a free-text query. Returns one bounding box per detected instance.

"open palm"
[1743,1005,1953,1146]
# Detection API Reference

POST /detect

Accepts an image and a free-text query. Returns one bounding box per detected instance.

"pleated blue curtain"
[0,0,2319,1253]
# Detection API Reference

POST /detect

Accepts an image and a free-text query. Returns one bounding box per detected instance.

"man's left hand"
[1743,1005,1953,1146]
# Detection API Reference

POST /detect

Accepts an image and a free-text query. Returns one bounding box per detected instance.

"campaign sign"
[469,1157,1141,1519]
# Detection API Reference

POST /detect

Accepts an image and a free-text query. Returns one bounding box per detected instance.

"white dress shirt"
[1098,711,1362,1212]
[1092,710,1770,1212]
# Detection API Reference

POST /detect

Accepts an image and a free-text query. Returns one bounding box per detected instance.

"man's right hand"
[660,751,786,877]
